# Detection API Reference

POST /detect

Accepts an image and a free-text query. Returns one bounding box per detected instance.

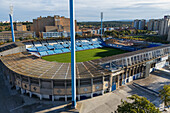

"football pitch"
[42,47,127,63]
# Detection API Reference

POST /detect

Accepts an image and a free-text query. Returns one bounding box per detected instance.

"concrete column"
[129,57,132,66]
[160,49,163,56]
[65,95,67,102]
[154,51,157,58]
[121,73,123,86]
[150,52,153,59]
[132,67,135,76]
[152,51,155,58]
[16,85,20,90]
[91,78,93,94]
[39,79,41,88]
[21,88,25,94]
[91,93,93,98]
[102,76,104,94]
[78,95,80,101]
[110,62,112,70]
[102,90,104,95]
[78,79,81,96]
[129,68,132,77]
[141,65,145,77]
[109,75,112,92]
[65,80,67,99]
[51,80,54,96]
[39,94,42,100]
[121,58,124,66]
[28,77,31,91]
[117,75,119,89]
[52,96,55,101]
[139,54,142,62]
[125,58,128,66]
[29,92,32,98]
[135,66,138,75]
[125,70,128,84]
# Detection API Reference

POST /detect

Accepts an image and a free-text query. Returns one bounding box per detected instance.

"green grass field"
[42,47,127,63]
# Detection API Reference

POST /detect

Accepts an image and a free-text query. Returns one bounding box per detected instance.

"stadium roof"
[0,52,110,80]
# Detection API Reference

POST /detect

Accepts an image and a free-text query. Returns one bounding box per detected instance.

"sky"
[1,0,170,22]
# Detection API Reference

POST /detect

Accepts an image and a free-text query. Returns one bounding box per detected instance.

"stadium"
[0,37,169,101]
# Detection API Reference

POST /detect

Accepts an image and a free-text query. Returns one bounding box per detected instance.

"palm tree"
[159,84,170,110]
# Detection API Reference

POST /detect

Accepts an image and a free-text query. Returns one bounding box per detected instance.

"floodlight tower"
[101,12,103,38]
[9,5,15,42]
[70,0,76,108]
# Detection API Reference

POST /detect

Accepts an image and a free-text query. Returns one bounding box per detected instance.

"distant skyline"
[0,0,170,22]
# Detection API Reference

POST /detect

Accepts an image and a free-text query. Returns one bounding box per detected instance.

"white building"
[138,20,146,30]
[42,31,82,39]
[167,29,170,41]
[134,19,139,29]
[148,19,160,31]
[158,15,170,36]
[134,19,146,30]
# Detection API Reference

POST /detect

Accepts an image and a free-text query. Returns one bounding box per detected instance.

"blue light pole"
[70,0,76,108]
[9,5,15,42]
[101,12,103,38]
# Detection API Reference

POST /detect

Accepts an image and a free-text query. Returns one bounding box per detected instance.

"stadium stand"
[24,38,104,56]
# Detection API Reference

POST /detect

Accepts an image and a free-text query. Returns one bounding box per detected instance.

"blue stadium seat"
[54,50,63,54]
[88,45,95,49]
[47,45,54,50]
[88,42,93,44]
[63,44,69,48]
[39,51,48,56]
[27,47,37,52]
[36,46,48,52]
[68,43,71,46]
[76,42,82,46]
[82,46,89,50]
[82,42,89,46]
[53,44,64,49]
[62,48,70,53]
[98,45,103,48]
[46,50,55,55]
[92,41,99,45]
[93,45,98,48]
[77,47,84,51]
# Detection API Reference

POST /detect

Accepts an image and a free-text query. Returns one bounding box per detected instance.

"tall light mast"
[70,0,76,108]
[101,12,103,38]
[9,5,15,42]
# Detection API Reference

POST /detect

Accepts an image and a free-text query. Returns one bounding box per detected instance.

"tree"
[117,94,160,113]
[159,84,170,109]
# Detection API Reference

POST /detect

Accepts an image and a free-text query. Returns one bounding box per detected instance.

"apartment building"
[158,15,170,35]
[32,15,79,37]
[134,19,146,30]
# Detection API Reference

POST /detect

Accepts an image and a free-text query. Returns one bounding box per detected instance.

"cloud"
[0,0,170,21]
